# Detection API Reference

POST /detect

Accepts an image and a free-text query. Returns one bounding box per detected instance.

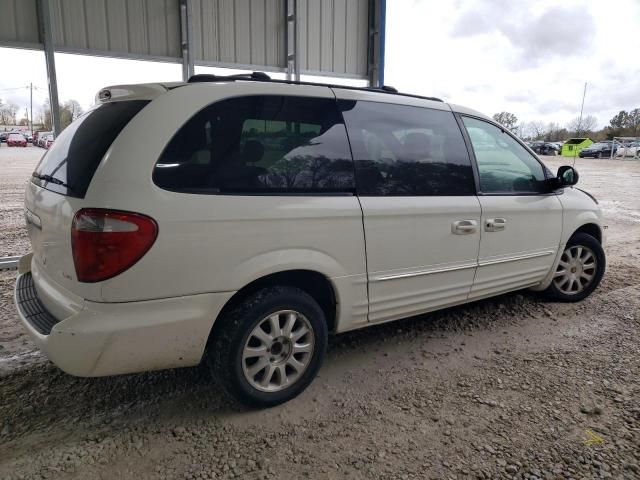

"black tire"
[544,232,605,302]
[207,286,328,408]
[594,152,601,159]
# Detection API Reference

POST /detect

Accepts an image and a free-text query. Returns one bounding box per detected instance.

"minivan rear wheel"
[545,232,605,302]
[208,286,328,407]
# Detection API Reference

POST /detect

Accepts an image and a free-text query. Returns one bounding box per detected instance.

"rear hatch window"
[32,100,149,198]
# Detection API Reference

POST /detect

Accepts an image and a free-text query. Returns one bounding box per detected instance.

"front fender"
[558,188,604,246]
[532,189,604,292]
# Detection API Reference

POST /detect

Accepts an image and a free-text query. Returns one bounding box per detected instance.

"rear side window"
[339,100,475,196]
[153,95,355,194]
[32,100,149,198]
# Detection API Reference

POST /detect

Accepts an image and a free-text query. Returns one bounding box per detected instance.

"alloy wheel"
[241,310,315,392]
[553,245,597,295]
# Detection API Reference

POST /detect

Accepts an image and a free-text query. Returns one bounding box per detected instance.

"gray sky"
[1,0,638,129]
[385,0,640,128]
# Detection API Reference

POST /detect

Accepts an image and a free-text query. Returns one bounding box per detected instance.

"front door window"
[462,117,547,194]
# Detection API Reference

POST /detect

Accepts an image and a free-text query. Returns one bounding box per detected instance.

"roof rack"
[186,71,443,103]
[188,72,271,83]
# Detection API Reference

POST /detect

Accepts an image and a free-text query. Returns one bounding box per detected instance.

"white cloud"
[385,0,640,128]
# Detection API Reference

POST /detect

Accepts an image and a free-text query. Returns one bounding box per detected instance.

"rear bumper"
[14,256,234,377]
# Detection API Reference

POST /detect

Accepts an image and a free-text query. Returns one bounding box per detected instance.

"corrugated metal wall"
[0,0,371,78]
[191,0,286,69]
[298,0,369,77]
[0,0,40,45]
[48,0,182,59]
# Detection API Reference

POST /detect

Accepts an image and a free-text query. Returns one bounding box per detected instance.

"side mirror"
[557,165,579,187]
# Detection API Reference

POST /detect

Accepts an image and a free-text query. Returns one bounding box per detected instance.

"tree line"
[0,97,84,131]
[0,99,19,125]
[492,108,640,142]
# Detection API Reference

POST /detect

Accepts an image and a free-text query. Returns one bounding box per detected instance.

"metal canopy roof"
[0,0,385,135]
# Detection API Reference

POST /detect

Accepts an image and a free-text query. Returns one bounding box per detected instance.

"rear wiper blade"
[32,173,76,192]
[33,173,62,185]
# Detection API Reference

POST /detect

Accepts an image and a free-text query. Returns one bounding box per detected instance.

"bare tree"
[60,100,84,129]
[66,99,83,121]
[516,123,531,139]
[492,112,518,131]
[0,102,18,125]
[567,115,597,136]
[528,121,547,140]
[544,122,568,142]
[582,115,598,133]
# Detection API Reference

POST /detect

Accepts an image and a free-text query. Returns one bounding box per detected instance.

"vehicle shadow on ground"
[0,288,549,445]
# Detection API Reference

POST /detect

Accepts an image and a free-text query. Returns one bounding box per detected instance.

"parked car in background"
[14,75,607,407]
[37,132,52,148]
[7,133,27,147]
[530,141,560,156]
[44,134,55,149]
[615,142,640,158]
[0,132,9,143]
[579,142,617,158]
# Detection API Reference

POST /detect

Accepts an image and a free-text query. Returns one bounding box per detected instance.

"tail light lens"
[71,209,158,283]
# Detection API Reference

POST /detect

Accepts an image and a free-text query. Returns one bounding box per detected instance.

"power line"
[0,86,29,92]
[0,85,46,93]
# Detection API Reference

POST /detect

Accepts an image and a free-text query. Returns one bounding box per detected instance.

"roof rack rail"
[186,71,443,102]
[188,71,271,83]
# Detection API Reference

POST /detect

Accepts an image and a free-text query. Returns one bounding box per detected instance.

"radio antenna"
[574,82,587,167]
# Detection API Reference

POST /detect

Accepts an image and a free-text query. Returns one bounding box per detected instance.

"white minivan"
[15,73,605,406]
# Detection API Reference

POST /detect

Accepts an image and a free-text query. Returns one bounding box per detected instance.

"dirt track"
[1,148,639,479]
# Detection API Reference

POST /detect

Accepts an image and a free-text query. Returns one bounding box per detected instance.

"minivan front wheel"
[208,286,328,407]
[545,233,605,302]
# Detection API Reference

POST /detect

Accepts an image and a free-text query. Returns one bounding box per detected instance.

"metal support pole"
[29,82,33,136]
[368,0,385,87]
[610,138,615,160]
[180,0,195,82]
[37,0,61,136]
[378,0,386,87]
[286,0,299,81]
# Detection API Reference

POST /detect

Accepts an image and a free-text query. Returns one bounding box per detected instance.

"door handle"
[485,218,506,232]
[452,220,478,235]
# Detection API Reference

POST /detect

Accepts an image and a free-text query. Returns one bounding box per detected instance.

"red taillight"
[71,209,158,283]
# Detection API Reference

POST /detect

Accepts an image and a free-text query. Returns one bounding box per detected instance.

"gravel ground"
[0,145,43,257]
[1,149,639,480]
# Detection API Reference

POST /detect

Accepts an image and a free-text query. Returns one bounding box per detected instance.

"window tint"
[462,117,547,194]
[32,101,149,198]
[154,96,355,194]
[338,100,474,196]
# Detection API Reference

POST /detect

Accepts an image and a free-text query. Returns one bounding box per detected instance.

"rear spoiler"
[95,82,183,104]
